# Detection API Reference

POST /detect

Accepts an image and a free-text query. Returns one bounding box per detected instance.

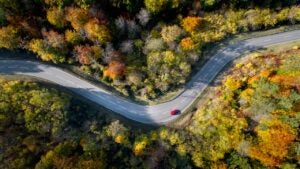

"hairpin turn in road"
[1,30,300,125]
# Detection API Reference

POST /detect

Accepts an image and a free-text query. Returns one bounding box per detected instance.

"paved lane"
[1,30,300,125]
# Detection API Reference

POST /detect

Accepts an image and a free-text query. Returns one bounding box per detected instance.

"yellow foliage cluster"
[176,144,187,156]
[65,7,88,30]
[114,134,126,144]
[246,62,253,68]
[0,25,20,49]
[65,29,82,45]
[161,25,183,42]
[182,16,202,33]
[240,88,254,103]
[133,138,148,156]
[235,63,243,68]
[224,77,241,91]
[1,80,20,93]
[292,45,299,50]
[47,7,66,28]
[164,50,175,63]
[84,18,111,44]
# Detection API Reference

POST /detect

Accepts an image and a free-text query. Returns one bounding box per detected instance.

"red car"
[170,109,180,115]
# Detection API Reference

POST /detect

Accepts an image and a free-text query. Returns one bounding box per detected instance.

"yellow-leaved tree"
[84,18,111,44]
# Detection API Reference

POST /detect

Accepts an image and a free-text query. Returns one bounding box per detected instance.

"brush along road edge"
[1,30,300,125]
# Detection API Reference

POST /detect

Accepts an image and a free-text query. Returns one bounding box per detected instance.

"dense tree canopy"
[0,0,300,102]
[1,1,300,167]
[2,47,300,168]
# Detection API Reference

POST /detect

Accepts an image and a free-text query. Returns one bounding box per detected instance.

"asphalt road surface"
[1,30,300,125]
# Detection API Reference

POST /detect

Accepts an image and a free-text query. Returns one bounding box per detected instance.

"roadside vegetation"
[1,0,300,102]
[2,46,300,168]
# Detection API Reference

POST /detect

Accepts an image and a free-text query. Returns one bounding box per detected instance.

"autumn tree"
[105,120,128,145]
[73,44,102,65]
[0,25,20,49]
[103,61,126,79]
[182,16,202,33]
[65,7,89,30]
[133,134,149,156]
[128,71,144,86]
[35,142,78,169]
[250,119,296,167]
[42,29,67,51]
[84,18,111,44]
[180,37,196,51]
[73,45,92,65]
[143,38,165,54]
[47,7,67,28]
[161,24,183,42]
[65,29,83,45]
[288,6,300,24]
[224,77,242,91]
[28,29,69,63]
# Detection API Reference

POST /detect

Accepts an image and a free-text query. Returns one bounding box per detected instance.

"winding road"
[1,30,300,125]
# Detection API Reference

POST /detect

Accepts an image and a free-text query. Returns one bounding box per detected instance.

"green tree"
[226,152,251,169]
[0,0,20,14]
[0,7,7,26]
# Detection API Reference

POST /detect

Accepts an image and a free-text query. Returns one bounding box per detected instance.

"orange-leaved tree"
[182,16,202,33]
[250,119,297,167]
[103,61,126,79]
[180,37,195,51]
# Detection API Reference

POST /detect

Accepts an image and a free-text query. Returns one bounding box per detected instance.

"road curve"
[1,30,300,125]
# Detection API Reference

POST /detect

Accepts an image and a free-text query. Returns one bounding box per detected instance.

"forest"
[1,0,300,168]
[1,0,300,101]
[1,45,300,169]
